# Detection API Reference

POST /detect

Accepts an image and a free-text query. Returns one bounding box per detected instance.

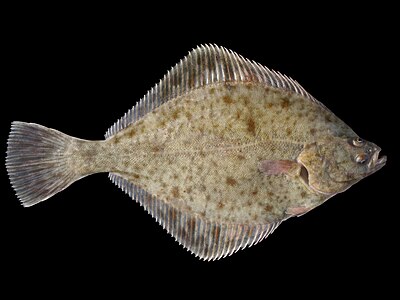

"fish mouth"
[368,149,387,172]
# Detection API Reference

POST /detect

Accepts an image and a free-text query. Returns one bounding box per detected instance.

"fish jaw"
[367,149,387,174]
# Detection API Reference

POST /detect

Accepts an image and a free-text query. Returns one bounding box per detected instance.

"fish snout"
[367,146,386,170]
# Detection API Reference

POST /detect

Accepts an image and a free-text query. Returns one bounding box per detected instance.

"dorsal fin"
[109,173,280,261]
[105,44,320,138]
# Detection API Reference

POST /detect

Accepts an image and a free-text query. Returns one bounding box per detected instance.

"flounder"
[6,44,386,260]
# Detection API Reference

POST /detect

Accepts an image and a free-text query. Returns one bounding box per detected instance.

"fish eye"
[355,153,368,164]
[353,137,365,147]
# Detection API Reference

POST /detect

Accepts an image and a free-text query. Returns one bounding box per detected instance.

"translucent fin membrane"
[105,44,320,139]
[6,122,78,207]
[109,173,280,261]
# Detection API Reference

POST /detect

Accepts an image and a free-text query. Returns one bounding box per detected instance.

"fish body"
[6,45,386,260]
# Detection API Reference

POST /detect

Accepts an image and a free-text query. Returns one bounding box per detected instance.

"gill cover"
[297,136,361,195]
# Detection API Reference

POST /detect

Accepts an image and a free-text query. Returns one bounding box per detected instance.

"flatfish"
[6,44,386,260]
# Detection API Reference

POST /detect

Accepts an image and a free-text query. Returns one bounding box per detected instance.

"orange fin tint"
[258,160,299,176]
[286,206,311,216]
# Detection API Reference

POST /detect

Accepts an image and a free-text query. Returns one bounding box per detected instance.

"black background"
[1,3,398,297]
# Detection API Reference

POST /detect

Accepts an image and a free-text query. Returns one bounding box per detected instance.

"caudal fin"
[6,121,79,207]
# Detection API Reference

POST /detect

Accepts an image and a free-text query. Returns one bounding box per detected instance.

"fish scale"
[6,44,386,260]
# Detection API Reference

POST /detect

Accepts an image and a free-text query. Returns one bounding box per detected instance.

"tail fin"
[6,121,79,207]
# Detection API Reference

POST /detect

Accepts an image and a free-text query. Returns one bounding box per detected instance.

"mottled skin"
[72,82,383,226]
[7,43,388,261]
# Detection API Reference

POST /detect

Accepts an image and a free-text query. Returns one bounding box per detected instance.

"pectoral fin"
[258,160,301,176]
[286,206,312,217]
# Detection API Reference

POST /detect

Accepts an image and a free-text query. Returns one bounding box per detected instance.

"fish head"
[298,136,386,195]
[344,137,387,178]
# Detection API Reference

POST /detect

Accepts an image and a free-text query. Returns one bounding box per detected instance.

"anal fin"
[109,172,281,261]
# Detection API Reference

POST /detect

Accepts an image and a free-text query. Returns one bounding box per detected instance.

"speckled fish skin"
[6,44,386,261]
[98,84,351,224]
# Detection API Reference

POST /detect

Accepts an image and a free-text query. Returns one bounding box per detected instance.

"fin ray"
[105,44,322,139]
[109,173,280,260]
[6,122,80,207]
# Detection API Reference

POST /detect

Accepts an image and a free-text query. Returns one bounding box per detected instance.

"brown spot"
[113,135,120,144]
[252,189,258,196]
[297,112,303,118]
[240,190,245,196]
[173,173,178,180]
[225,83,237,91]
[128,128,136,137]
[267,191,274,198]
[161,182,167,188]
[285,116,290,121]
[308,114,317,122]
[171,186,180,198]
[217,201,225,209]
[214,226,221,241]
[264,204,273,212]
[267,102,273,108]
[209,88,215,95]
[242,96,250,105]
[199,150,206,158]
[200,184,207,192]
[223,95,234,104]
[246,200,252,207]
[171,109,180,120]
[226,177,237,186]
[133,173,140,179]
[185,111,192,120]
[211,160,218,167]
[206,194,211,201]
[236,110,241,119]
[325,114,333,122]
[286,128,292,136]
[247,117,256,135]
[280,97,290,109]
[152,145,162,152]
[301,191,307,198]
[309,128,316,135]
[158,119,166,128]
[237,154,245,160]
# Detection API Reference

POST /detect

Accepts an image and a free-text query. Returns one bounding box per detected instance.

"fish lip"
[368,149,387,171]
